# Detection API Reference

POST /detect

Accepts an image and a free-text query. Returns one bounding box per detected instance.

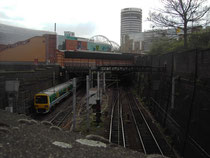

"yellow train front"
[34,94,50,113]
[34,80,73,113]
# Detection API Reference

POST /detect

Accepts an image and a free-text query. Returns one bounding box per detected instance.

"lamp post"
[191,11,196,33]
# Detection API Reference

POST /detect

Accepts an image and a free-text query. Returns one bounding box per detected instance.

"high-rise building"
[121,8,142,46]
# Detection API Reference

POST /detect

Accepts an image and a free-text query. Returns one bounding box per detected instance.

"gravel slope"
[0,109,168,158]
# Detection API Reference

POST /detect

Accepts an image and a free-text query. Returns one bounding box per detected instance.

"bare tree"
[148,0,210,48]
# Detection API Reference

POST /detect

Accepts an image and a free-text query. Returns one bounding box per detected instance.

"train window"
[35,96,48,104]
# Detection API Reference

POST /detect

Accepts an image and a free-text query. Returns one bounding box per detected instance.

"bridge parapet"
[97,66,166,72]
[65,64,166,73]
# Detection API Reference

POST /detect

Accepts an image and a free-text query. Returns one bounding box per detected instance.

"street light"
[191,11,196,33]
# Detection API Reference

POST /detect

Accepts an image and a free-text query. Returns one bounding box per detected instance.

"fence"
[136,48,210,158]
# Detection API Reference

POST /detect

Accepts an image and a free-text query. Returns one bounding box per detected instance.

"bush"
[149,37,184,54]
[148,28,210,55]
[189,29,210,49]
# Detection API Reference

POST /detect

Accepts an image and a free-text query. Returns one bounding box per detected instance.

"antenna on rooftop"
[54,23,56,33]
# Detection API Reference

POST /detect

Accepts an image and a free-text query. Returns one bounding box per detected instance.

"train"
[34,80,73,113]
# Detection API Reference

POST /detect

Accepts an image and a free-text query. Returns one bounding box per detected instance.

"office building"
[121,8,142,46]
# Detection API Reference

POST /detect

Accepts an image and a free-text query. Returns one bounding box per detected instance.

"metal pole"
[54,23,56,33]
[163,52,174,127]
[171,76,179,109]
[137,72,140,95]
[91,72,93,88]
[53,72,55,85]
[89,69,92,88]
[73,78,76,131]
[103,72,106,94]
[96,72,101,126]
[97,71,100,100]
[53,72,55,93]
[65,70,68,81]
[117,83,120,145]
[171,77,175,109]
[86,75,90,131]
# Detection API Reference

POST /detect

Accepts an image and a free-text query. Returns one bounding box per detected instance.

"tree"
[148,0,210,48]
[149,37,184,54]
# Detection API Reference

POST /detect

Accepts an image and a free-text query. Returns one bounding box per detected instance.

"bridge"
[57,34,166,73]
[58,50,165,73]
[97,65,166,72]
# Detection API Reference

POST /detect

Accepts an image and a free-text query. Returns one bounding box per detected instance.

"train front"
[34,94,50,113]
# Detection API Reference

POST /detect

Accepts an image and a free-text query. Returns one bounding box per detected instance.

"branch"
[148,0,210,31]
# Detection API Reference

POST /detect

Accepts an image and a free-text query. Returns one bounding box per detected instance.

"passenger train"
[34,80,73,113]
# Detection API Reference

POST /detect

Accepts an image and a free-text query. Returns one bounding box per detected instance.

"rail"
[109,89,126,146]
[150,97,210,158]
[120,95,126,147]
[128,93,146,153]
[129,93,164,155]
[109,95,116,142]
[49,107,72,127]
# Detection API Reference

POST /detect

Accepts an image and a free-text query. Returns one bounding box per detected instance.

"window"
[35,96,48,104]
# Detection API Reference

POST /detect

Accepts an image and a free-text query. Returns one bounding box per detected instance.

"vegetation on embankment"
[149,28,210,55]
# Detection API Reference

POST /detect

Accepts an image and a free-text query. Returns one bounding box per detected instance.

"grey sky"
[0,0,209,44]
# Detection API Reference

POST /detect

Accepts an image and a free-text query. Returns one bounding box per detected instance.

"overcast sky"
[0,0,208,44]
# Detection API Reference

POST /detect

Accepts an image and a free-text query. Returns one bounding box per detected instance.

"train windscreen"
[35,96,48,104]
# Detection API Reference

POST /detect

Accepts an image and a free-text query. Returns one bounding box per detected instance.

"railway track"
[108,88,176,157]
[134,96,176,157]
[109,89,126,147]
[49,107,72,127]
[47,89,86,128]
[108,89,163,154]
[127,92,164,155]
[122,91,143,152]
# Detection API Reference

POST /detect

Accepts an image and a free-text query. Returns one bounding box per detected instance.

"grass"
[75,94,109,137]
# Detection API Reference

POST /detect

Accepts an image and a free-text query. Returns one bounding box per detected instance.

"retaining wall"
[136,48,210,158]
[0,63,61,114]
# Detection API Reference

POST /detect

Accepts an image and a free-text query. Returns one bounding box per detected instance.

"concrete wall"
[0,63,61,114]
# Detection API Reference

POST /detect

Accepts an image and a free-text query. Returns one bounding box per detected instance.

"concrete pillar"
[103,72,106,94]
[97,72,100,100]
[86,75,90,131]
[72,78,76,130]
